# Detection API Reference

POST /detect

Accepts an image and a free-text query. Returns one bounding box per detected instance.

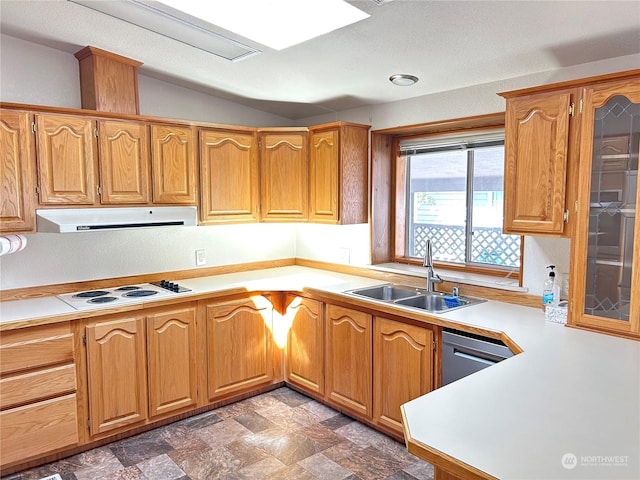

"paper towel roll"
[0,234,27,256]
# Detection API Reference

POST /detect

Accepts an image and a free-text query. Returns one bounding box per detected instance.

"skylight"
[156,0,370,50]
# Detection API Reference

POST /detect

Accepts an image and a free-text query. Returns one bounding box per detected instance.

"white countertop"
[1,265,639,479]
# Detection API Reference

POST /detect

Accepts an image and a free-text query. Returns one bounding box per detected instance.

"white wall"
[0,34,292,126]
[1,34,638,294]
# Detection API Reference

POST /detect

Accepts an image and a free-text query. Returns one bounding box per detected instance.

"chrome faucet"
[423,239,443,292]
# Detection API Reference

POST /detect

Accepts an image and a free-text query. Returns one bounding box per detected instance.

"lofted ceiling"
[1,0,639,119]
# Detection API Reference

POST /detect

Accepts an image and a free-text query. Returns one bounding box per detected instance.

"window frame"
[370,112,524,283]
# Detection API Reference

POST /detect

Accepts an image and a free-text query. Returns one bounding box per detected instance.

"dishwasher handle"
[453,347,503,366]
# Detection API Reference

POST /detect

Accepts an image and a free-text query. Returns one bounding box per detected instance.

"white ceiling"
[1,0,639,119]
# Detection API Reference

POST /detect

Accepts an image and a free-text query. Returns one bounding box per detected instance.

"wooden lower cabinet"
[373,317,434,436]
[147,306,198,418]
[325,304,372,417]
[85,315,148,436]
[0,395,78,467]
[0,322,78,471]
[206,296,274,400]
[285,295,324,395]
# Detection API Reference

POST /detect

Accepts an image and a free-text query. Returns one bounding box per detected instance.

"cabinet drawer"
[0,394,78,466]
[0,323,74,375]
[0,364,76,410]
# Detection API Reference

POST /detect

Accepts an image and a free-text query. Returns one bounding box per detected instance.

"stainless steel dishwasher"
[441,327,514,386]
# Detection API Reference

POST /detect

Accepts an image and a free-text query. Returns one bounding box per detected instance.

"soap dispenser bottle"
[542,265,556,311]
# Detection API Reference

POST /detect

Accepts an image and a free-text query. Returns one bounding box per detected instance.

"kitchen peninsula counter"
[1,266,638,479]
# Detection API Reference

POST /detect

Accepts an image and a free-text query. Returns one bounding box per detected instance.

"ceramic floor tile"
[319,413,355,430]
[223,438,271,468]
[334,421,389,448]
[402,461,435,480]
[195,418,252,448]
[109,430,174,467]
[386,471,420,480]
[73,455,124,480]
[298,423,344,450]
[159,422,213,451]
[91,465,146,480]
[237,457,286,480]
[234,411,277,433]
[298,400,340,422]
[334,445,407,480]
[174,446,240,480]
[297,453,352,480]
[9,388,434,480]
[215,399,261,420]
[263,463,316,480]
[136,453,186,480]
[256,404,314,430]
[268,388,313,408]
[322,440,365,462]
[372,435,422,467]
[241,428,319,466]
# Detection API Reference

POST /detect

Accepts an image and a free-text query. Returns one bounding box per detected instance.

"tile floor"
[4,387,434,480]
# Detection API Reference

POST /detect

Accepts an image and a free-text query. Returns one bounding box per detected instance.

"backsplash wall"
[0,223,297,290]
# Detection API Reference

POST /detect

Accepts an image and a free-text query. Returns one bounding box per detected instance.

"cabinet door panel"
[373,317,433,435]
[0,109,35,233]
[147,307,197,417]
[259,132,308,221]
[571,77,640,337]
[206,297,273,400]
[285,296,324,395]
[200,129,259,223]
[151,125,197,204]
[325,304,372,417]
[86,316,147,435]
[309,129,339,222]
[98,120,150,204]
[35,113,96,204]
[503,91,572,234]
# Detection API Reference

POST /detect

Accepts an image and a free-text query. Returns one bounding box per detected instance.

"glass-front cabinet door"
[572,77,640,338]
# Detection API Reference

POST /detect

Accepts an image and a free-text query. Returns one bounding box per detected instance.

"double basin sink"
[345,284,486,313]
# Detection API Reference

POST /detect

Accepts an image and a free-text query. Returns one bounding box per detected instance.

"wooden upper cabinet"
[97,120,150,204]
[200,128,259,223]
[85,316,148,436]
[325,304,372,418]
[259,129,309,221]
[309,123,369,224]
[0,109,36,233]
[150,125,197,204]
[569,76,640,339]
[34,113,97,205]
[285,295,324,395]
[146,306,198,418]
[501,88,578,235]
[373,317,433,437]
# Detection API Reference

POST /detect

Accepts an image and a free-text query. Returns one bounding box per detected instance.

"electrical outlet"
[196,249,206,266]
[338,247,350,264]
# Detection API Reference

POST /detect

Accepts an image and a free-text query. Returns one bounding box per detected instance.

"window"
[399,130,521,271]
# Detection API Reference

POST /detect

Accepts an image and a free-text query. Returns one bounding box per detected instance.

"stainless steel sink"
[345,284,485,313]
[347,284,425,301]
[395,293,467,311]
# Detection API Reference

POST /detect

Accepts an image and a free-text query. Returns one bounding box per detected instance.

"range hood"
[36,207,198,233]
